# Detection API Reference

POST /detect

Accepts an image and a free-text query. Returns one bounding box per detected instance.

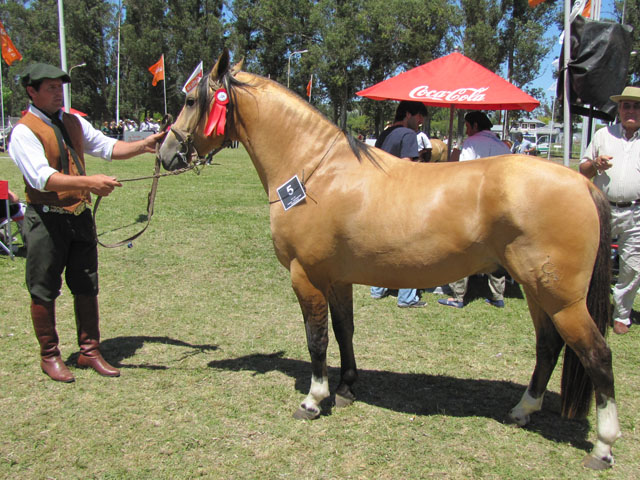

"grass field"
[1,149,639,479]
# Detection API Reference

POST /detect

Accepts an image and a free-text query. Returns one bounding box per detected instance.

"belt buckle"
[73,203,87,216]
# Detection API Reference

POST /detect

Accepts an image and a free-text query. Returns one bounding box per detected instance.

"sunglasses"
[620,102,640,110]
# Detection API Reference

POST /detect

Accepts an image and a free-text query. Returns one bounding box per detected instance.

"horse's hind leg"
[290,261,330,420]
[508,296,565,426]
[552,304,620,469]
[328,283,358,408]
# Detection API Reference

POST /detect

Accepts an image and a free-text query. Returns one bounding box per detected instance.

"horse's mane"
[198,67,381,169]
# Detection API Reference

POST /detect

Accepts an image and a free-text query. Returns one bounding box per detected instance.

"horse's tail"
[560,184,612,418]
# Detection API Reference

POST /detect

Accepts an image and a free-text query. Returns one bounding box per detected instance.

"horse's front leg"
[290,262,330,420]
[328,283,358,408]
[508,297,564,426]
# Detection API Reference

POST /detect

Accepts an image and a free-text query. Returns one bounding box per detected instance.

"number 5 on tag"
[277,175,306,211]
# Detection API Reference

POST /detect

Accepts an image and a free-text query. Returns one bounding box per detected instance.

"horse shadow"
[66,335,218,370]
[207,351,592,453]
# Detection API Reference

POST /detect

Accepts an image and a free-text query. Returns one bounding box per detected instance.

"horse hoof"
[334,393,354,409]
[582,454,613,470]
[505,411,529,427]
[293,405,320,420]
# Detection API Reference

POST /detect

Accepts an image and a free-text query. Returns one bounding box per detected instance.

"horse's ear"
[209,48,230,84]
[230,58,244,76]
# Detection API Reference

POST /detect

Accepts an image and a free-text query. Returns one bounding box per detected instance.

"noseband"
[165,124,202,169]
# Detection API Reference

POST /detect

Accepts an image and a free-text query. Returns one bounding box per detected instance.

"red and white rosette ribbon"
[204,88,229,137]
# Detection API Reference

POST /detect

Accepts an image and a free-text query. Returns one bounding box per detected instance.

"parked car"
[536,135,550,156]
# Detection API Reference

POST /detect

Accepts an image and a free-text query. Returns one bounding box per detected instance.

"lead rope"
[93,114,206,248]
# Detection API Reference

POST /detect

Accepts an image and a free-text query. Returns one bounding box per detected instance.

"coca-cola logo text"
[409,86,489,102]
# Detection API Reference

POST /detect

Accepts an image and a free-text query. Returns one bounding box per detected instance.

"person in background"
[0,187,26,224]
[417,130,432,162]
[0,187,26,252]
[9,63,166,382]
[511,132,536,155]
[580,85,640,335]
[439,111,510,309]
[370,100,428,308]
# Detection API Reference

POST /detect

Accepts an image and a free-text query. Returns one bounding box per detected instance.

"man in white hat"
[580,86,640,334]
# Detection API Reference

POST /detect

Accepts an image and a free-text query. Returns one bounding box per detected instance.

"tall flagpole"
[116,0,122,123]
[163,55,167,115]
[562,0,571,167]
[58,0,70,112]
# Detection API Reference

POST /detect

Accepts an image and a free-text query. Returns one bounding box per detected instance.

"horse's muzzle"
[159,127,192,171]
[161,151,189,171]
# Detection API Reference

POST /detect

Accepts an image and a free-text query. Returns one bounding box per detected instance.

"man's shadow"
[207,351,593,453]
[66,335,218,370]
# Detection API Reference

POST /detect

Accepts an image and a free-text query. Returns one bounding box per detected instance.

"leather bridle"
[93,82,234,248]
[165,122,231,170]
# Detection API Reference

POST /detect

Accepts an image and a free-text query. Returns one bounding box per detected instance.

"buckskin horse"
[157,50,620,469]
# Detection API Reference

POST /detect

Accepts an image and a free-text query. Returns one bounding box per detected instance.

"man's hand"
[579,155,613,179]
[593,155,613,172]
[140,130,168,154]
[86,174,122,196]
[111,129,168,159]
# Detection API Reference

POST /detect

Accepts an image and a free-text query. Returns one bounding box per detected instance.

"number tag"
[277,175,306,211]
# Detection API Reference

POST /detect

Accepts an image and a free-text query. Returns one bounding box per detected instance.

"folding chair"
[1,180,18,259]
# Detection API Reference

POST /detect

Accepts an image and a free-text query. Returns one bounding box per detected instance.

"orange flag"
[580,0,593,18]
[148,54,165,86]
[0,20,22,66]
[528,0,546,6]
[306,75,313,98]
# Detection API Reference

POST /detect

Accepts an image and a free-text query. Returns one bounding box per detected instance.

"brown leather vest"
[19,112,90,211]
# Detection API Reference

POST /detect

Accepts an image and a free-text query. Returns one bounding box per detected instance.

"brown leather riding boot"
[31,299,75,382]
[74,294,120,377]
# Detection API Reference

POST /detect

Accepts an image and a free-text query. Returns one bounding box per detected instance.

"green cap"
[20,63,71,87]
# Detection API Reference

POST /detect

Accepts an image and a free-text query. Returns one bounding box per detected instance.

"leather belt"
[34,202,89,216]
[609,200,640,208]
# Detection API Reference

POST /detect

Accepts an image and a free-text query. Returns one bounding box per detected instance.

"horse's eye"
[186,98,196,107]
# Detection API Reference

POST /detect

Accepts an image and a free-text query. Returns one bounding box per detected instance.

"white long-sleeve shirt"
[9,105,118,191]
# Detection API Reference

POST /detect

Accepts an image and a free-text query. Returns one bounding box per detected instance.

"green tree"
[453,0,557,140]
[119,0,171,121]
[617,0,640,84]
[0,0,59,118]
[358,0,456,136]
[229,0,312,82]
[119,0,225,122]
[0,0,117,121]
[64,0,117,120]
[308,0,367,128]
[164,0,225,107]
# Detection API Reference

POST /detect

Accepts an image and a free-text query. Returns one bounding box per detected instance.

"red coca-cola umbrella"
[357,52,540,157]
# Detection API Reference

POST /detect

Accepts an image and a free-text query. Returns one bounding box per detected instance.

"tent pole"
[587,105,595,145]
[548,95,556,161]
[447,106,454,161]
